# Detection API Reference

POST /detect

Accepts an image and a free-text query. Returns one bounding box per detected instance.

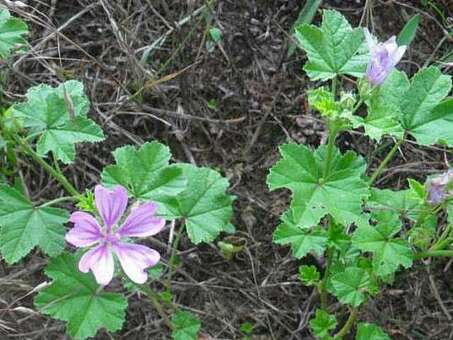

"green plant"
[0,8,235,339]
[268,9,453,339]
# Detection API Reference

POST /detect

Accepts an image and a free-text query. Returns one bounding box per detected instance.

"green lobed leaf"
[327,222,351,252]
[171,310,201,340]
[0,184,68,263]
[309,309,337,339]
[328,267,370,307]
[324,233,371,293]
[34,253,127,340]
[101,142,186,215]
[408,98,453,146]
[273,223,326,259]
[295,9,368,80]
[0,8,28,59]
[267,143,369,228]
[354,70,408,141]
[401,67,452,146]
[367,188,423,222]
[11,80,104,163]
[408,178,426,200]
[352,211,413,277]
[298,265,321,286]
[36,116,104,163]
[161,164,234,244]
[359,67,453,144]
[355,322,390,340]
[324,246,369,293]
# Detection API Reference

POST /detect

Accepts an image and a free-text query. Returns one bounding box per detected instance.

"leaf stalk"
[138,284,173,329]
[165,220,186,291]
[323,122,339,179]
[416,249,453,259]
[318,220,335,311]
[14,135,80,198]
[369,138,403,185]
[334,308,358,339]
[39,196,76,208]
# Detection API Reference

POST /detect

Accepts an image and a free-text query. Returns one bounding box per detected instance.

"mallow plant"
[268,9,453,339]
[0,8,234,339]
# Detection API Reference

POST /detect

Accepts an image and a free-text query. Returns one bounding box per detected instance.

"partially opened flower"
[66,185,165,285]
[364,28,406,86]
[426,170,453,205]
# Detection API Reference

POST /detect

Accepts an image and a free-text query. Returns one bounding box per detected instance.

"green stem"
[431,238,453,252]
[318,221,335,311]
[318,281,326,310]
[413,208,430,230]
[318,274,328,311]
[369,138,403,185]
[322,91,364,180]
[334,308,359,339]
[165,221,186,290]
[14,136,80,198]
[351,99,364,115]
[321,76,344,179]
[323,122,339,178]
[411,204,453,253]
[39,196,76,208]
[430,223,452,251]
[138,284,173,329]
[331,76,338,98]
[416,250,453,259]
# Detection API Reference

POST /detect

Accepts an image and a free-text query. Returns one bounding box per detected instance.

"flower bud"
[426,170,453,204]
[364,28,406,86]
[339,91,356,110]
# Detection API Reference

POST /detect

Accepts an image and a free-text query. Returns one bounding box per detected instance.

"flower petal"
[116,202,165,238]
[94,185,128,228]
[366,46,393,85]
[391,45,406,66]
[365,32,405,86]
[382,36,398,56]
[427,183,444,205]
[66,212,102,247]
[363,28,376,51]
[112,242,160,284]
[426,170,453,205]
[78,243,114,285]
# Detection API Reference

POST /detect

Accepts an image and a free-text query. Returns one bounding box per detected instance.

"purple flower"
[364,28,406,85]
[426,170,453,205]
[65,185,165,285]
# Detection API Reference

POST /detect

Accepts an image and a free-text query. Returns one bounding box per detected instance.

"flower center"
[102,231,120,245]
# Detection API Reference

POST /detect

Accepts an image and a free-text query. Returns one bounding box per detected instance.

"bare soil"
[1,0,452,339]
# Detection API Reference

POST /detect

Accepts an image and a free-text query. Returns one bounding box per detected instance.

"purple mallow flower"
[426,170,453,205]
[66,185,165,285]
[364,28,406,85]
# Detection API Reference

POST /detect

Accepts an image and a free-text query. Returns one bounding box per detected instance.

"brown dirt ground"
[0,0,452,339]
